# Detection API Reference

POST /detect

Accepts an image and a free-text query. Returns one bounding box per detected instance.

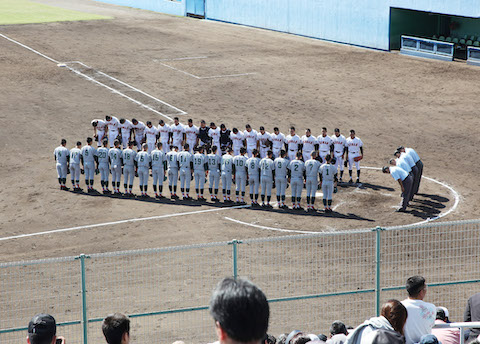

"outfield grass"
[0,0,112,25]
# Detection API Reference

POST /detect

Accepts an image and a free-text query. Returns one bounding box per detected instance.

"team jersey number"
[99,151,107,158]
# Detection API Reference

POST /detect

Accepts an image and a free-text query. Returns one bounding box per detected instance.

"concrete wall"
[96,0,185,17]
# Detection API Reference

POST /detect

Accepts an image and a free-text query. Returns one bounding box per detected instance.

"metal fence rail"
[1,219,480,344]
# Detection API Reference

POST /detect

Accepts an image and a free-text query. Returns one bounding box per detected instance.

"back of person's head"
[317,334,328,342]
[419,334,440,344]
[102,313,130,344]
[275,333,288,344]
[28,314,56,344]
[381,299,408,335]
[329,321,347,336]
[291,335,311,344]
[436,307,446,321]
[406,275,426,298]
[209,277,269,343]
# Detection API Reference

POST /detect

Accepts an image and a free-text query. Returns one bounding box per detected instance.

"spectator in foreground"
[419,334,441,344]
[432,307,460,344]
[209,277,269,344]
[326,321,348,344]
[27,314,65,344]
[465,292,480,343]
[345,299,407,344]
[102,313,130,344]
[402,276,436,344]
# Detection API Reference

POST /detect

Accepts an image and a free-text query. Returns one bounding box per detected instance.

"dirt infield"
[0,0,478,263]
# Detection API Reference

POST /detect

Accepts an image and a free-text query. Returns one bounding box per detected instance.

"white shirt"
[286,134,301,151]
[209,127,221,144]
[401,298,436,344]
[119,120,133,135]
[92,119,106,131]
[301,135,317,152]
[244,129,258,148]
[151,149,166,168]
[274,157,288,178]
[305,159,321,179]
[144,126,158,142]
[133,121,146,135]
[171,123,185,142]
[106,116,120,132]
[54,146,69,164]
[345,136,363,154]
[230,132,245,150]
[257,131,271,149]
[260,158,274,178]
[270,132,286,149]
[157,124,171,142]
[69,147,81,165]
[331,134,346,154]
[317,135,333,152]
[185,124,199,142]
[288,159,305,178]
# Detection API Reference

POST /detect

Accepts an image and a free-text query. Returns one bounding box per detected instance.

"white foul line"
[0,205,250,242]
[157,61,256,79]
[0,33,59,64]
[155,56,209,61]
[225,166,461,233]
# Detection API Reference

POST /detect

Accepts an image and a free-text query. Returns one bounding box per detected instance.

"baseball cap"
[419,334,441,344]
[397,146,405,151]
[334,128,340,132]
[393,150,400,156]
[28,314,56,344]
[437,306,449,318]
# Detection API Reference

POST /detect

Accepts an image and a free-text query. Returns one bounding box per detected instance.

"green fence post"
[77,254,89,344]
[228,239,242,279]
[374,227,384,316]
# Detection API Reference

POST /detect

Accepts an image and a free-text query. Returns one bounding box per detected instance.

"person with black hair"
[54,139,70,190]
[102,313,130,344]
[432,307,460,344]
[401,276,436,344]
[327,320,348,344]
[209,277,269,344]
[27,314,65,344]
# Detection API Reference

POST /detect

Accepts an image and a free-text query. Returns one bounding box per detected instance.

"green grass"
[0,0,112,25]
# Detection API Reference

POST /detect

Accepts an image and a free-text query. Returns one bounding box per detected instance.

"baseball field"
[0,0,479,341]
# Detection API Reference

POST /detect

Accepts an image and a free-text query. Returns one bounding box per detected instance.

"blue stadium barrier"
[400,35,454,61]
[467,46,480,66]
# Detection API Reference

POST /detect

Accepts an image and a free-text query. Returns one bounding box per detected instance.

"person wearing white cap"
[432,307,460,344]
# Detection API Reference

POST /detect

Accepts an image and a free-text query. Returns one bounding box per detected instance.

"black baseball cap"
[334,128,340,132]
[28,314,56,344]
[397,146,405,151]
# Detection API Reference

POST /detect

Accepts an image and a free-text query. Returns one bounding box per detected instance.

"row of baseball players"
[54,138,340,211]
[91,116,365,184]
[382,146,424,212]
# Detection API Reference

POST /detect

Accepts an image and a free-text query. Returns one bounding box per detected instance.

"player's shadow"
[416,193,449,203]
[403,193,450,219]
[248,206,375,222]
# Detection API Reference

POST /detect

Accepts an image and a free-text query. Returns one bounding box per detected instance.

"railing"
[1,219,480,344]
[400,35,454,61]
[433,321,480,344]
[467,46,480,66]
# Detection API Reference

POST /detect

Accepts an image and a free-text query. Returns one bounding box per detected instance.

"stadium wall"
[96,0,480,51]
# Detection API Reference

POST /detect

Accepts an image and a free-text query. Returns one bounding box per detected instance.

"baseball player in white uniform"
[166,145,180,198]
[221,148,234,202]
[257,127,271,158]
[207,146,221,201]
[105,115,120,148]
[171,117,185,149]
[109,140,122,194]
[345,129,364,184]
[305,151,321,211]
[301,129,317,163]
[158,120,172,153]
[230,128,245,156]
[288,152,305,209]
[232,147,248,203]
[69,141,82,191]
[320,154,338,212]
[317,127,333,162]
[119,118,133,149]
[274,149,289,208]
[286,127,301,161]
[260,150,275,207]
[246,149,261,206]
[270,127,286,159]
[135,143,151,197]
[131,118,146,151]
[208,123,221,156]
[185,119,199,153]
[122,141,137,196]
[80,137,98,193]
[97,139,111,194]
[151,142,167,199]
[178,144,194,200]
[244,124,258,158]
[331,128,346,182]
[54,139,69,190]
[91,119,107,147]
[193,146,208,200]
[144,121,158,154]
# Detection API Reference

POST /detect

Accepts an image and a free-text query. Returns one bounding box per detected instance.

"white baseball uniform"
[178,150,193,191]
[244,129,258,157]
[122,148,136,187]
[221,154,234,192]
[270,132,286,158]
[92,119,106,147]
[317,134,333,162]
[257,131,271,158]
[97,147,110,184]
[193,152,207,191]
[301,135,317,162]
[274,157,288,200]
[207,153,221,190]
[80,145,97,182]
[151,149,166,190]
[208,127,221,156]
[233,155,248,193]
[260,157,274,197]
[288,159,305,199]
[135,151,151,187]
[54,146,69,179]
[108,147,122,186]
[119,120,133,149]
[331,134,346,172]
[105,116,120,147]
[246,156,261,197]
[305,158,321,199]
[166,150,179,187]
[346,136,363,170]
[171,123,185,149]
[157,123,172,152]
[132,121,146,150]
[320,163,337,201]
[144,126,158,153]
[230,131,245,156]
[69,147,81,185]
[286,134,301,161]
[184,124,199,153]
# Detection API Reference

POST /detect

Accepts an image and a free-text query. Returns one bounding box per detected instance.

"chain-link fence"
[1,219,479,344]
